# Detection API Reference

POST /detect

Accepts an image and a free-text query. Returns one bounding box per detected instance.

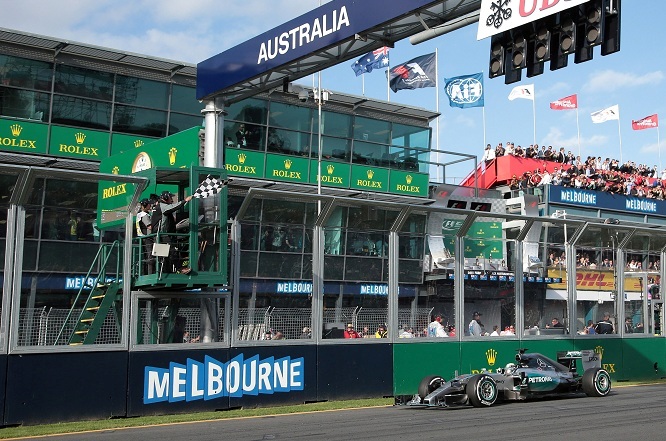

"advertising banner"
[0,117,48,154]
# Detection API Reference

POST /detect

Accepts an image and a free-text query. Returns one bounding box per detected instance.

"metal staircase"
[68,281,122,345]
[54,241,123,345]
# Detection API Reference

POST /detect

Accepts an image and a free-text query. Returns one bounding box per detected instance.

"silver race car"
[402,349,611,408]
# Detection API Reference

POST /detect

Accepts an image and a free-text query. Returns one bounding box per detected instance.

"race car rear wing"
[557,350,602,373]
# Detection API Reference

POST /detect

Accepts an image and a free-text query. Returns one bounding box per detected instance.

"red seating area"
[460,156,568,189]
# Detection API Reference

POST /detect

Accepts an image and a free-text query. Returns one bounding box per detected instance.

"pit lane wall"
[393,338,666,396]
[0,343,394,426]
[0,337,663,425]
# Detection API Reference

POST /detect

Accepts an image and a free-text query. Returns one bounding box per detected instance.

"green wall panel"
[393,341,460,395]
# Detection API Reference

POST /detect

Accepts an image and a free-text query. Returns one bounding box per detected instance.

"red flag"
[549,94,578,110]
[631,114,659,130]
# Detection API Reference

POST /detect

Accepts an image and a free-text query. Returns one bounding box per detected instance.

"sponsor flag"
[444,73,484,109]
[193,174,229,199]
[351,47,390,76]
[508,84,534,101]
[632,114,658,130]
[550,94,578,110]
[389,52,436,92]
[591,105,620,123]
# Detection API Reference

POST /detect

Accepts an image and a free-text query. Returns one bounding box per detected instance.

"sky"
[1,0,664,183]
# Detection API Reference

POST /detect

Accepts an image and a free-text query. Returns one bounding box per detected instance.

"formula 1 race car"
[402,349,611,408]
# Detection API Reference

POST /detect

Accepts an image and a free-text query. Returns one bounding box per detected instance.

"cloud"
[0,0,325,62]
[583,69,664,93]
[540,126,608,154]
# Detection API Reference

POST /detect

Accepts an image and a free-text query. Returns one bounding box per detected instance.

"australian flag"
[351,47,390,76]
[389,52,436,93]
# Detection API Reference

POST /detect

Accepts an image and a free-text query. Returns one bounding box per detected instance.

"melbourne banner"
[549,185,666,216]
[144,354,304,404]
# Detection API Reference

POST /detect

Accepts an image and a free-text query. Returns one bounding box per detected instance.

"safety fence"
[15,306,434,345]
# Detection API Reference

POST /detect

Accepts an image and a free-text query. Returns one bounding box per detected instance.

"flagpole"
[576,107,581,158]
[387,66,390,102]
[617,117,623,164]
[435,48,440,182]
[362,74,365,96]
[532,90,537,146]
[658,124,662,172]
[483,106,487,156]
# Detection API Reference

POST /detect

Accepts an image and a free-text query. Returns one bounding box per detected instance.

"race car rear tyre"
[466,374,498,407]
[418,375,446,400]
[582,367,611,397]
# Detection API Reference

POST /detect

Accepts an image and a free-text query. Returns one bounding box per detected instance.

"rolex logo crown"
[367,169,374,179]
[238,153,246,164]
[112,166,120,175]
[134,140,144,148]
[74,132,86,144]
[168,147,177,165]
[284,159,292,169]
[594,345,604,358]
[406,174,413,185]
[10,124,22,137]
[327,164,334,174]
[486,349,497,366]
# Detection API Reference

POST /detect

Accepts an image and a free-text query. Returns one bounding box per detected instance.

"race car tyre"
[466,374,498,407]
[582,367,611,397]
[418,375,446,400]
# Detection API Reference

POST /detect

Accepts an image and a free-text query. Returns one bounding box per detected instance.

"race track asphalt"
[35,383,666,441]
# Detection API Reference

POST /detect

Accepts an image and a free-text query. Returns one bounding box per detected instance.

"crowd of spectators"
[483,141,666,199]
[547,248,660,272]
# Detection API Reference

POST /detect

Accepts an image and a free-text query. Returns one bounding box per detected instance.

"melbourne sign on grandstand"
[144,354,304,404]
[550,185,665,215]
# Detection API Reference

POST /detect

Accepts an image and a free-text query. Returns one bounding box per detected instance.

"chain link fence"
[14,306,433,345]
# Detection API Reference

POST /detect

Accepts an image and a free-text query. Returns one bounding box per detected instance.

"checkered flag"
[192,174,229,199]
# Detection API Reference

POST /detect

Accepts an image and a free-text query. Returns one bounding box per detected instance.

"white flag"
[508,84,534,101]
[591,105,620,123]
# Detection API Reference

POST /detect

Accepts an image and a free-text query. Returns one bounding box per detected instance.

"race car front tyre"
[466,374,498,407]
[582,367,611,397]
[418,375,446,400]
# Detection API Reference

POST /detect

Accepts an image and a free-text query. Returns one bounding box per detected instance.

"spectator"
[482,144,496,163]
[547,317,564,328]
[624,317,634,334]
[595,313,614,334]
[490,325,500,336]
[399,326,415,338]
[468,311,484,336]
[273,331,285,340]
[300,327,311,339]
[375,325,388,338]
[427,315,448,337]
[344,324,361,339]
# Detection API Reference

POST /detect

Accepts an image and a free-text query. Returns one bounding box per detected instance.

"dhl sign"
[547,269,658,292]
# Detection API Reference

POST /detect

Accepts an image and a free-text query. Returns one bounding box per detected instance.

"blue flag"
[351,47,390,76]
[444,73,484,109]
[389,52,436,92]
